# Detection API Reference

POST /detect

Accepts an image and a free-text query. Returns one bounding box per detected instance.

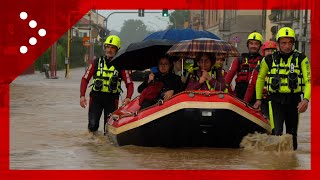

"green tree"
[168,10,190,29]
[118,19,149,48]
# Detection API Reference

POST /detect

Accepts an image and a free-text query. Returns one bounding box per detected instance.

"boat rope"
[111,90,255,120]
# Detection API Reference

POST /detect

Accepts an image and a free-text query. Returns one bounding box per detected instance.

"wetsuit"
[256,50,311,150]
[80,56,133,132]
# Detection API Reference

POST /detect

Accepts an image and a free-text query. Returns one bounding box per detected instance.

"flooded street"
[10,68,310,169]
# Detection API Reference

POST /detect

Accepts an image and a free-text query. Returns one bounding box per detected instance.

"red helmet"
[261,41,277,56]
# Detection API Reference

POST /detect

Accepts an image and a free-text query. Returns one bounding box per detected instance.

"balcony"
[269,10,299,25]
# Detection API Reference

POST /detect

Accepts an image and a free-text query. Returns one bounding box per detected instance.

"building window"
[79,32,88,37]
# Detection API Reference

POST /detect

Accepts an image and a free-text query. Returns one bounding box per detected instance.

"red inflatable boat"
[106,90,271,148]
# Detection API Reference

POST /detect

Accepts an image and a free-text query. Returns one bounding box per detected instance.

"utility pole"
[302,9,308,53]
[298,10,303,51]
[50,0,57,79]
[50,42,57,78]
[89,10,94,61]
[66,28,70,79]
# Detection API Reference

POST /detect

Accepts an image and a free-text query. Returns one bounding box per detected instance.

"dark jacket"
[138,72,183,99]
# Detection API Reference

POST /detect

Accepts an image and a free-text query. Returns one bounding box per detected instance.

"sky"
[98,10,172,32]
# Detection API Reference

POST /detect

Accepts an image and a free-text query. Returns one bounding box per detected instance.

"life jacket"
[91,57,122,93]
[190,68,221,91]
[236,53,262,83]
[266,50,305,94]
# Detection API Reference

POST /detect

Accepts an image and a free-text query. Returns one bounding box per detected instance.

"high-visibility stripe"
[84,64,92,79]
[268,101,275,130]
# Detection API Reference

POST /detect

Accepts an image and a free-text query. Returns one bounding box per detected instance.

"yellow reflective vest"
[256,50,311,100]
[91,57,121,93]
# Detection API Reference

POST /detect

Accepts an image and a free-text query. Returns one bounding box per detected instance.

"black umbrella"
[110,39,176,70]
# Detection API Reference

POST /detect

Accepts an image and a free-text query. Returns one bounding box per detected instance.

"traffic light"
[138,9,144,17]
[99,29,110,40]
[162,9,169,17]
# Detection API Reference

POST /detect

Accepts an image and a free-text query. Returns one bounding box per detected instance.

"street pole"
[302,9,308,53]
[298,10,303,51]
[66,28,70,79]
[89,10,93,61]
[50,42,57,78]
[65,13,71,79]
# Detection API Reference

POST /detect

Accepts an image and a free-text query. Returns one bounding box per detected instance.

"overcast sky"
[98,10,172,32]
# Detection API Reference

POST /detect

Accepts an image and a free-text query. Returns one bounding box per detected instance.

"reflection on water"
[10,68,310,170]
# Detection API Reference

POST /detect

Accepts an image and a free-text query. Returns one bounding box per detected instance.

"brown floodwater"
[10,68,310,169]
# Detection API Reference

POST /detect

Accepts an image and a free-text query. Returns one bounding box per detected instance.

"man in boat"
[80,35,134,135]
[185,52,226,91]
[254,27,311,150]
[225,32,263,104]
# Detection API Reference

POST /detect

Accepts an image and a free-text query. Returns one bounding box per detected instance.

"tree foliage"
[168,10,190,29]
[118,19,149,48]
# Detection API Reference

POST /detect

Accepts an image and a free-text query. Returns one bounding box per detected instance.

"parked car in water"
[130,70,151,81]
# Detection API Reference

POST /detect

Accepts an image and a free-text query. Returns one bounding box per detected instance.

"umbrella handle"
[181,57,184,77]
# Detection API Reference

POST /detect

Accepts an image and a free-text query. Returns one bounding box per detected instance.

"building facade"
[189,10,311,64]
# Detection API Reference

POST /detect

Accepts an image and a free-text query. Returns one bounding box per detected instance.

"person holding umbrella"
[186,53,226,91]
[80,35,134,135]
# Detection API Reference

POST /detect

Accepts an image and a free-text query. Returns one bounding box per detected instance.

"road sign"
[232,35,241,43]
[82,36,90,47]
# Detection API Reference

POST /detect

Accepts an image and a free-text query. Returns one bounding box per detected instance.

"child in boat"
[138,55,183,110]
[172,57,195,90]
[213,53,234,94]
[185,53,226,91]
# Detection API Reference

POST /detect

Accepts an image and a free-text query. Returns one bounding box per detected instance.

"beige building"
[72,10,106,42]
[192,10,265,60]
[268,10,310,58]
[189,10,310,60]
[189,10,203,30]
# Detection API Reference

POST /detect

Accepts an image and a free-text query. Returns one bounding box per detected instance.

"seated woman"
[186,53,226,91]
[138,55,183,110]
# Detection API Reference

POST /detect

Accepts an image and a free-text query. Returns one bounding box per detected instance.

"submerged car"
[130,70,151,81]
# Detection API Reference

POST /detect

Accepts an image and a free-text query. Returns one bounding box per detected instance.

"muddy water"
[10,68,310,169]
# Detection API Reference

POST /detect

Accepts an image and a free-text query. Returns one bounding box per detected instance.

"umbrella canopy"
[166,38,240,58]
[110,39,176,70]
[143,28,221,41]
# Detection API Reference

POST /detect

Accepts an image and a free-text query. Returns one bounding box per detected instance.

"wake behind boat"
[106,90,271,148]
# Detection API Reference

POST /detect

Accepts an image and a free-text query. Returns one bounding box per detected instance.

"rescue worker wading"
[244,40,277,118]
[80,35,134,135]
[253,27,311,150]
[225,32,263,105]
